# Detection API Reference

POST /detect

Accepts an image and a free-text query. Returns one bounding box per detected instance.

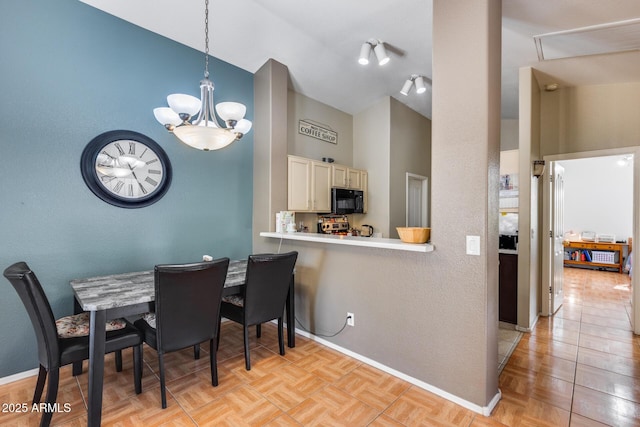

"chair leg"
[115,350,123,372]
[256,323,261,338]
[193,344,200,360]
[278,317,285,356]
[72,361,83,376]
[133,345,142,395]
[33,365,47,404]
[216,316,221,351]
[243,324,251,371]
[158,353,167,409]
[209,339,218,386]
[40,368,59,427]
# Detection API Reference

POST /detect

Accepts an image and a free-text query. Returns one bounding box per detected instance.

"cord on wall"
[295,314,350,338]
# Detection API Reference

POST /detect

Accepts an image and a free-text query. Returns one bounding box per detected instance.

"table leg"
[72,299,83,376]
[88,310,106,427]
[286,274,295,348]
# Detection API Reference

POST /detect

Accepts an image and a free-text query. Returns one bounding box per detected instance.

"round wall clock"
[80,130,172,208]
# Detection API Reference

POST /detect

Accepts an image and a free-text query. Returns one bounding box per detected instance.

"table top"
[70,259,247,311]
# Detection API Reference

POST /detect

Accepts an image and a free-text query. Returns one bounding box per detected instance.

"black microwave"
[331,188,364,214]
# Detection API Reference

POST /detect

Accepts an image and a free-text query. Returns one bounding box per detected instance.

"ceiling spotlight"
[373,42,390,65]
[400,79,413,96]
[415,76,426,94]
[400,75,428,96]
[359,39,389,66]
[358,42,372,65]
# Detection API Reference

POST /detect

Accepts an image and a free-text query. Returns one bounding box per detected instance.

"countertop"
[499,249,518,255]
[260,232,434,253]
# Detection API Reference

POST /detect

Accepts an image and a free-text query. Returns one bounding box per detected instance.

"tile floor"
[498,322,523,375]
[0,267,638,426]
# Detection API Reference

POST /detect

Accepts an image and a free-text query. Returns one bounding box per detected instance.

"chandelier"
[153,0,251,151]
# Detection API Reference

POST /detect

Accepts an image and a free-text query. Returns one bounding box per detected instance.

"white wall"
[558,155,633,241]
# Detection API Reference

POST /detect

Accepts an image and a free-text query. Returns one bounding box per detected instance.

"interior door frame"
[542,147,640,334]
[406,173,429,227]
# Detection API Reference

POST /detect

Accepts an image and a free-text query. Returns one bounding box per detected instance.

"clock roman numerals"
[114,143,125,156]
[128,142,135,155]
[101,150,116,160]
[113,181,124,194]
[145,177,158,187]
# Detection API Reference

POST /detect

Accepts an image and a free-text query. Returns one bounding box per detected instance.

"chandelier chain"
[204,0,209,79]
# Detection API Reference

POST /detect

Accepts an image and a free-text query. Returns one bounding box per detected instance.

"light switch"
[466,235,480,256]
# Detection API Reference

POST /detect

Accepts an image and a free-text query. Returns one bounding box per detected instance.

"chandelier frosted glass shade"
[154,77,251,151]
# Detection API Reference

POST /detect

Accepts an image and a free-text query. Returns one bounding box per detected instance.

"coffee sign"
[298,120,337,144]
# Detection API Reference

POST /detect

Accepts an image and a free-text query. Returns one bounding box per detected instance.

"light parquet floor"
[1,267,638,426]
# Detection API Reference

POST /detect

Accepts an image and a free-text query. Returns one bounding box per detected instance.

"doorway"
[406,173,428,227]
[542,148,639,334]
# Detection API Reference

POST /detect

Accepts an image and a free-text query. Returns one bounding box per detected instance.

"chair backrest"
[243,251,298,326]
[3,262,59,369]
[154,258,229,353]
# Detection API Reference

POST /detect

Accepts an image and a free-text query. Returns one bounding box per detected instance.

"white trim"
[293,327,502,416]
[0,368,39,386]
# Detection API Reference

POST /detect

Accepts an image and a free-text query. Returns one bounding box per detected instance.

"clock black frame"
[80,130,172,209]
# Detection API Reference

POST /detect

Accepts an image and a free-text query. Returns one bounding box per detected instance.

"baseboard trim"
[516,314,539,333]
[0,368,39,386]
[293,326,502,416]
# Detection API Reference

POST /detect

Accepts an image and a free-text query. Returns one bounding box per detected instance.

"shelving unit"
[563,239,630,274]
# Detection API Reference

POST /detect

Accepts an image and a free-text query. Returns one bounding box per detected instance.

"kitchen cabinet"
[332,164,365,190]
[361,171,368,213]
[287,155,331,212]
[499,253,518,324]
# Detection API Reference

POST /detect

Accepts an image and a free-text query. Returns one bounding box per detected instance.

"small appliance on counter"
[318,215,350,235]
[360,224,374,237]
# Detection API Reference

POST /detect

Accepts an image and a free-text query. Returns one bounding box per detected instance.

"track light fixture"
[358,39,390,66]
[400,75,428,95]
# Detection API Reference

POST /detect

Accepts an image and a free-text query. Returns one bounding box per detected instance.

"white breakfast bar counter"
[259,231,434,252]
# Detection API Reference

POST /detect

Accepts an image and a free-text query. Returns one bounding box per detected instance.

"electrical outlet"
[347,312,355,327]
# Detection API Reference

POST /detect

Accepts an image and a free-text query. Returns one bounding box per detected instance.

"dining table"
[70,259,295,427]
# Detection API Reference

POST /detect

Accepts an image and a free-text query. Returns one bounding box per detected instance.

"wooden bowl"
[396,227,430,244]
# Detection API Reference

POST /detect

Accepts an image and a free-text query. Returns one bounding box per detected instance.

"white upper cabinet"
[287,155,331,212]
[332,163,365,190]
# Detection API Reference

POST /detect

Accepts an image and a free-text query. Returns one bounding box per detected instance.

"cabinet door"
[311,161,332,212]
[361,171,368,213]
[347,168,361,189]
[499,254,518,324]
[332,164,348,188]
[287,156,310,211]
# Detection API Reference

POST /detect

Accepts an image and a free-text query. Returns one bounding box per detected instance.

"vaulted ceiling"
[80,0,640,120]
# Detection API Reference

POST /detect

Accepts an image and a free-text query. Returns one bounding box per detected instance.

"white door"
[543,162,565,315]
[406,173,428,227]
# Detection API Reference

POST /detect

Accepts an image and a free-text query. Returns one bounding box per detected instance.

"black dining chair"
[3,261,143,427]
[220,251,297,370]
[134,258,229,409]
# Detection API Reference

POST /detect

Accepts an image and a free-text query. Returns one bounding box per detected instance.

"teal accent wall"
[0,0,254,376]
